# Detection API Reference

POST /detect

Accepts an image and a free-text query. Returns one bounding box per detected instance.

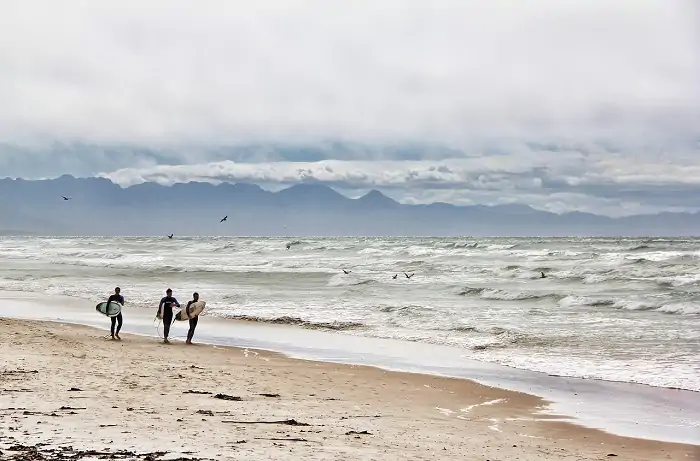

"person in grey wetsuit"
[158,288,180,344]
[107,287,125,340]
[185,292,200,345]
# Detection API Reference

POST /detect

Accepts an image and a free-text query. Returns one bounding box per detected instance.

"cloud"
[0,0,698,147]
[98,142,700,216]
[1,1,699,217]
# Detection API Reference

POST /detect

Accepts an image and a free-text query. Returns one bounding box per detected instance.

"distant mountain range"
[0,175,697,236]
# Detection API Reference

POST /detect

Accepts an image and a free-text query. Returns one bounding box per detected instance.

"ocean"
[0,236,698,392]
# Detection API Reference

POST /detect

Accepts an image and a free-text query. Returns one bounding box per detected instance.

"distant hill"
[0,175,697,236]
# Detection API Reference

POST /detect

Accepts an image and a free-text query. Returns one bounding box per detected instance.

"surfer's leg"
[110,316,117,339]
[115,313,123,340]
[186,316,198,343]
[163,309,173,342]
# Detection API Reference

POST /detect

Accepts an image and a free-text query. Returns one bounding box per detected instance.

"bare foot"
[163,339,170,344]
[115,334,121,341]
[111,335,115,340]
[186,340,191,345]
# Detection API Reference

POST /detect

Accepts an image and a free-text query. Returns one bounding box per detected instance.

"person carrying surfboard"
[158,288,180,344]
[185,292,200,345]
[107,287,125,340]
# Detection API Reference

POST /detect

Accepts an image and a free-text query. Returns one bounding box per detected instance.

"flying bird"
[62,196,72,201]
[404,272,414,279]
[167,234,174,239]
[220,216,228,223]
[343,269,351,275]
[392,274,398,279]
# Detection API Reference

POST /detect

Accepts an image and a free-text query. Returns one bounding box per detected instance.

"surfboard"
[95,301,122,317]
[175,301,206,321]
[155,301,178,320]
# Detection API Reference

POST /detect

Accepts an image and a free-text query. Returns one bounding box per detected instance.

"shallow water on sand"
[0,236,698,391]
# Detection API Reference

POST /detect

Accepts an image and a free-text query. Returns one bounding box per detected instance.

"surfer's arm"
[173,298,180,307]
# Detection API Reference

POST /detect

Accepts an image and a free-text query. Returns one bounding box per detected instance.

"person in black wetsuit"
[107,287,125,340]
[158,288,180,344]
[185,292,200,345]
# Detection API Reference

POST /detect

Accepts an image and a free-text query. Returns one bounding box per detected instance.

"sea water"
[0,236,698,392]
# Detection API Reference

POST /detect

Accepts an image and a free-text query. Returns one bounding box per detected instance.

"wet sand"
[0,318,697,461]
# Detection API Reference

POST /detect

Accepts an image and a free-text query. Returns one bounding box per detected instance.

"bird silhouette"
[342,269,351,275]
[540,271,546,278]
[167,234,174,239]
[404,272,414,279]
[62,196,72,201]
[392,274,398,279]
[220,216,228,223]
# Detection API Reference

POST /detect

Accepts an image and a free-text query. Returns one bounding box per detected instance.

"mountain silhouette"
[0,175,697,236]
[356,190,401,210]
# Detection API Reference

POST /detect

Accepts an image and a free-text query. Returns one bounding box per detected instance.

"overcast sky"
[1,0,698,216]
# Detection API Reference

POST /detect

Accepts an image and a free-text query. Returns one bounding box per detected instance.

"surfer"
[157,288,180,344]
[107,287,125,340]
[185,292,200,345]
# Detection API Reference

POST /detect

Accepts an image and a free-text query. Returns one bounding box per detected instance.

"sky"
[1,0,699,217]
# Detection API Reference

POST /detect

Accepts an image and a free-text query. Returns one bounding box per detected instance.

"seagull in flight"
[392,274,398,279]
[220,215,228,223]
[342,269,351,275]
[404,272,414,279]
[62,196,72,201]
[167,234,174,239]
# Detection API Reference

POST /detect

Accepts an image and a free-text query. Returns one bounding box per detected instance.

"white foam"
[656,302,700,315]
[613,299,657,311]
[435,407,454,416]
[459,398,507,414]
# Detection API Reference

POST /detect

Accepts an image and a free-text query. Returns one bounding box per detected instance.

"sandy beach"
[1,317,697,460]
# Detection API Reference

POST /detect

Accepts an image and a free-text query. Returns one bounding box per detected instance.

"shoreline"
[228,315,698,393]
[1,318,698,461]
[1,289,699,448]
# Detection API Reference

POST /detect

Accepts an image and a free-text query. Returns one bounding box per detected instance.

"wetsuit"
[107,294,125,337]
[158,296,179,339]
[186,300,199,343]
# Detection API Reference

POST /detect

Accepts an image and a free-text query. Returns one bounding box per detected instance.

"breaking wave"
[458,287,563,301]
[221,314,367,331]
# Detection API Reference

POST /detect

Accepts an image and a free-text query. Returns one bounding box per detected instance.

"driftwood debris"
[221,419,310,426]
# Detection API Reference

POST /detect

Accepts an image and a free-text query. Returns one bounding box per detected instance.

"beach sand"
[0,318,697,461]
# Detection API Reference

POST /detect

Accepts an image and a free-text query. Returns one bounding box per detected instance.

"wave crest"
[223,315,366,331]
[458,287,562,301]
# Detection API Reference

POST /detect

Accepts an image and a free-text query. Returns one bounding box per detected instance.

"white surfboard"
[175,301,205,321]
[95,301,122,317]
[155,300,180,320]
